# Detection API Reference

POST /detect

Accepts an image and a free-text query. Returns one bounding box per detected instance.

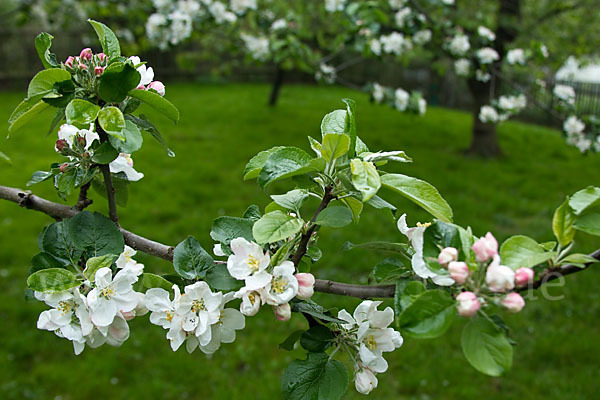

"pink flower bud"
[76,136,86,147]
[55,139,68,152]
[94,66,104,77]
[97,52,106,62]
[472,232,498,262]
[79,48,93,60]
[274,303,291,321]
[485,258,515,292]
[78,63,88,71]
[59,163,69,173]
[64,56,74,69]
[136,84,145,90]
[295,273,315,300]
[456,291,480,317]
[514,267,534,287]
[438,247,458,267]
[501,293,525,313]
[147,81,165,96]
[448,261,469,285]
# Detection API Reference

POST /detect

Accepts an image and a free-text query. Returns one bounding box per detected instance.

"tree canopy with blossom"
[1,21,600,398]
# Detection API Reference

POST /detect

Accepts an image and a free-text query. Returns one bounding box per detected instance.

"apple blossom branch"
[0,184,597,299]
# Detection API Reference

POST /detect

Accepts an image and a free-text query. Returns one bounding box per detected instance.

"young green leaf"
[98,62,140,103]
[573,213,600,236]
[8,98,50,134]
[109,120,143,154]
[133,273,174,293]
[321,133,350,163]
[65,99,100,129]
[65,211,125,257]
[83,254,117,281]
[499,235,555,270]
[271,189,309,212]
[252,211,304,244]
[26,68,72,102]
[381,173,453,223]
[398,289,456,338]
[27,171,55,187]
[127,89,179,123]
[98,106,126,140]
[461,316,513,377]
[315,206,353,228]
[210,216,255,247]
[569,186,600,215]
[88,19,121,58]
[126,114,175,157]
[320,109,347,136]
[205,265,243,291]
[552,198,576,246]
[34,32,59,68]
[342,98,357,157]
[300,325,333,352]
[92,142,119,164]
[258,147,325,187]
[243,146,285,180]
[27,268,80,293]
[173,236,215,280]
[350,159,381,201]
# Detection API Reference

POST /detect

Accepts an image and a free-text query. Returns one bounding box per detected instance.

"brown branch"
[74,182,93,211]
[290,185,336,266]
[1,184,597,299]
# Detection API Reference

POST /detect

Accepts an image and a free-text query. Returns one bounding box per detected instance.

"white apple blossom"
[381,32,407,55]
[316,63,336,84]
[395,7,411,27]
[209,2,237,24]
[109,153,144,181]
[563,115,585,135]
[448,34,470,56]
[418,97,427,115]
[454,58,470,76]
[477,47,500,64]
[241,33,270,61]
[116,245,138,269]
[506,48,526,65]
[372,83,385,103]
[230,0,257,15]
[57,124,99,151]
[227,237,272,290]
[553,84,576,105]
[263,261,298,305]
[485,256,515,292]
[271,18,287,31]
[197,293,245,354]
[397,214,454,285]
[413,29,432,45]
[325,0,346,13]
[86,265,143,327]
[176,281,223,343]
[213,243,226,257]
[388,0,406,10]
[370,39,382,55]
[479,105,499,123]
[394,88,409,111]
[274,302,292,321]
[128,56,154,86]
[477,26,496,41]
[237,289,263,316]
[476,69,491,82]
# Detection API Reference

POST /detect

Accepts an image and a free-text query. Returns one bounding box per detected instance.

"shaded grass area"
[0,83,599,399]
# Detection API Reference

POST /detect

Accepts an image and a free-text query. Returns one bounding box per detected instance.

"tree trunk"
[466,78,501,157]
[268,66,285,107]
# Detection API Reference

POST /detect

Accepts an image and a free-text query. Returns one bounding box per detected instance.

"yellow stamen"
[271,276,288,294]
[101,287,116,299]
[191,299,206,313]
[365,334,377,350]
[247,255,260,273]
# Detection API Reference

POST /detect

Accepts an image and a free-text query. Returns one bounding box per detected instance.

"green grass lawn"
[1,83,599,400]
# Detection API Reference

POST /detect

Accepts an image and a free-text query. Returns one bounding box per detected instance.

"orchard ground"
[1,83,599,399]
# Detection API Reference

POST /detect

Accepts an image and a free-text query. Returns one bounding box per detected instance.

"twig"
[95,121,119,226]
[290,185,336,266]
[0,184,597,299]
[74,182,93,211]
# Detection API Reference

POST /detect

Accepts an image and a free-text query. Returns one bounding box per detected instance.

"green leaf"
[35,32,58,68]
[92,142,119,164]
[561,253,599,265]
[569,186,600,215]
[27,268,79,293]
[253,211,304,244]
[27,68,72,101]
[210,216,255,248]
[342,98,357,157]
[291,300,345,324]
[381,173,453,222]
[138,273,174,292]
[91,176,129,207]
[243,146,285,180]
[127,89,179,123]
[40,221,82,264]
[461,316,513,377]
[300,325,333,352]
[350,159,381,201]
[258,147,325,187]
[279,330,304,351]
[27,171,54,186]
[8,98,50,134]
[126,114,175,157]
[271,189,309,212]
[365,195,397,216]
[342,241,409,256]
[0,151,10,164]
[308,136,322,156]
[320,109,347,136]
[98,106,126,140]
[499,235,555,270]
[54,168,77,197]
[98,62,140,103]
[362,150,412,163]
[88,19,121,58]
[30,252,66,274]
[205,265,243,291]
[395,281,426,313]
[282,352,348,400]
[315,206,353,228]
[65,99,100,129]
[573,213,600,236]
[173,236,214,280]
[398,289,456,338]
[321,133,350,163]
[109,120,143,154]
[371,258,408,283]
[355,136,370,155]
[552,198,576,246]
[65,211,124,256]
[47,108,65,136]
[341,196,363,222]
[83,254,117,281]
[242,205,262,221]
